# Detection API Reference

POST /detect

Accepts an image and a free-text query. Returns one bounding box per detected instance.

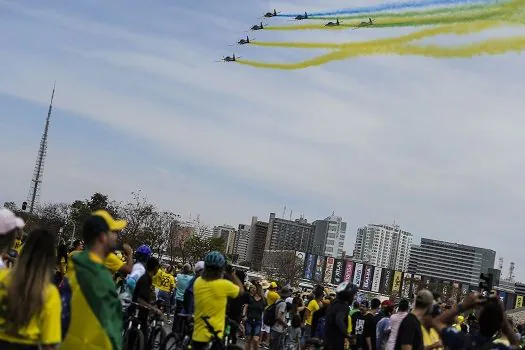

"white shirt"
[285,297,294,304]
[386,311,408,350]
[129,262,146,282]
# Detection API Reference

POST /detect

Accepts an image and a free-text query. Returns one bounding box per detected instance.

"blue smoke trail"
[280,0,499,17]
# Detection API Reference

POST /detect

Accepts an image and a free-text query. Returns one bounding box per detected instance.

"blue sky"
[1,0,525,280]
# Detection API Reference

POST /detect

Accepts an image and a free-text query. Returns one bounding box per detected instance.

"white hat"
[195,261,205,273]
[0,208,25,235]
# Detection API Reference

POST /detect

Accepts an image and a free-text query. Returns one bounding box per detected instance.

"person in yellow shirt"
[154,267,176,313]
[0,229,62,349]
[266,282,280,306]
[303,287,324,342]
[192,251,244,349]
[68,242,133,277]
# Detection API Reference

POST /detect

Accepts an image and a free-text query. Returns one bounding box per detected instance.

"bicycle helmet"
[336,282,358,302]
[204,251,226,269]
[135,244,152,257]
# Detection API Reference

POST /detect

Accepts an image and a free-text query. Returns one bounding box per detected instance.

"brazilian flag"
[60,251,122,350]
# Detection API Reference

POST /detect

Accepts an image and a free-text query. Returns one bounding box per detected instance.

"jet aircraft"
[295,12,308,20]
[263,9,280,17]
[325,19,340,27]
[216,54,240,62]
[250,22,266,30]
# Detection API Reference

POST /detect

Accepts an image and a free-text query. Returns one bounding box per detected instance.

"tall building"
[353,223,412,271]
[312,214,347,258]
[408,238,496,285]
[248,217,269,271]
[233,224,251,263]
[213,225,236,255]
[265,213,314,252]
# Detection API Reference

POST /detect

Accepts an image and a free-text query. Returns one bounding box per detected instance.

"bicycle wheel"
[161,332,180,350]
[149,325,167,350]
[123,327,145,350]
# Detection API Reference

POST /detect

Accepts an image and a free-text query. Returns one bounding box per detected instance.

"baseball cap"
[0,208,25,235]
[195,261,205,273]
[270,281,278,288]
[381,300,394,308]
[91,210,127,231]
[416,289,434,306]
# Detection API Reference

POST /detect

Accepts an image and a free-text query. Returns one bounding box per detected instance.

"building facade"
[408,238,496,285]
[265,213,314,252]
[213,225,236,255]
[312,215,347,258]
[248,216,269,271]
[233,224,251,263]
[353,224,412,271]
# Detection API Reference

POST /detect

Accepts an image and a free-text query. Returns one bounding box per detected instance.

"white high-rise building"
[353,223,412,271]
[312,215,347,258]
[213,225,236,255]
[233,224,251,263]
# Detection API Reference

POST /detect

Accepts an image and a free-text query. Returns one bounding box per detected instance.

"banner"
[506,293,516,310]
[371,268,382,293]
[499,291,507,306]
[401,273,412,298]
[441,280,451,299]
[361,265,374,291]
[380,269,393,295]
[344,260,355,283]
[392,271,403,296]
[324,257,335,284]
[516,295,524,308]
[451,282,460,302]
[315,256,326,282]
[353,263,364,287]
[422,276,432,287]
[460,284,470,296]
[304,254,315,280]
[333,259,345,284]
[295,251,306,273]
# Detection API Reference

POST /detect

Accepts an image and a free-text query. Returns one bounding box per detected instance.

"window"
[326,247,333,253]
[327,240,335,246]
[339,241,344,247]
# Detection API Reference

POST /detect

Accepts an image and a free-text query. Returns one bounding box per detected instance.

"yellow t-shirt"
[12,239,23,254]
[154,270,175,293]
[68,250,125,275]
[305,299,320,326]
[0,269,61,345]
[421,326,443,350]
[266,290,280,308]
[192,277,240,342]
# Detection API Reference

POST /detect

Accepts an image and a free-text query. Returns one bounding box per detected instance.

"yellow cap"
[270,281,278,288]
[92,210,127,231]
[457,315,465,323]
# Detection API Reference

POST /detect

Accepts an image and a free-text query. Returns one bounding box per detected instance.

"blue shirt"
[175,273,193,301]
[376,316,391,350]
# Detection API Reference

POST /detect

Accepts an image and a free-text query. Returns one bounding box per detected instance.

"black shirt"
[131,273,153,321]
[363,313,377,350]
[246,295,265,321]
[394,313,424,350]
[324,299,349,350]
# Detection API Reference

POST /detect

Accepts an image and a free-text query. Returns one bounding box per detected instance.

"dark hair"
[291,314,302,328]
[398,299,410,312]
[371,298,381,309]
[313,285,324,299]
[353,301,360,309]
[82,216,109,245]
[0,228,17,254]
[201,266,223,281]
[72,239,83,249]
[479,299,503,338]
[57,244,68,265]
[433,292,441,301]
[146,257,160,272]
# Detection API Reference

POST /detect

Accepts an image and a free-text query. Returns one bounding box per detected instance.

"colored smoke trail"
[280,0,498,17]
[266,8,506,31]
[238,35,525,69]
[254,20,507,49]
[238,21,525,69]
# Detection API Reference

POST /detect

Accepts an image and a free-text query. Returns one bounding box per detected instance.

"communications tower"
[26,83,55,213]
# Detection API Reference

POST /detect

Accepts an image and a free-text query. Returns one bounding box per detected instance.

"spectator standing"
[0,208,24,268]
[60,210,126,350]
[386,299,409,350]
[243,284,265,350]
[303,287,324,343]
[376,301,394,350]
[394,290,434,350]
[270,287,292,350]
[175,264,193,313]
[0,229,61,349]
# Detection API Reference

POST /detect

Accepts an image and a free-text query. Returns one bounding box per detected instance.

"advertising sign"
[304,254,315,280]
[441,280,451,299]
[333,259,345,284]
[392,271,403,296]
[380,269,393,295]
[460,284,470,296]
[295,251,306,272]
[361,265,374,291]
[451,282,460,302]
[315,256,326,282]
[344,260,355,282]
[506,293,516,310]
[353,263,364,287]
[516,295,524,308]
[371,268,383,293]
[499,291,507,304]
[324,257,335,284]
[401,273,412,298]
[412,275,422,294]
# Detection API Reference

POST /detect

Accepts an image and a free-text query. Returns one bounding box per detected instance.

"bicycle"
[148,301,168,350]
[161,313,193,350]
[201,316,243,350]
[122,301,146,350]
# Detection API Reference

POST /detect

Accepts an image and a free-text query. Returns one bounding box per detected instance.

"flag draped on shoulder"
[60,251,122,350]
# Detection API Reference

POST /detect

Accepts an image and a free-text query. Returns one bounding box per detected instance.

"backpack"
[263,300,284,327]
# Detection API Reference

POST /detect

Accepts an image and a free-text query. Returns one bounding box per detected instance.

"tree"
[3,202,18,211]
[262,251,304,287]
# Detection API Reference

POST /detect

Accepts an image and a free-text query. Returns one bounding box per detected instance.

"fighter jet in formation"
[250,22,266,30]
[263,9,280,17]
[231,36,254,45]
[355,18,374,28]
[216,54,240,62]
[325,19,340,27]
[295,12,308,20]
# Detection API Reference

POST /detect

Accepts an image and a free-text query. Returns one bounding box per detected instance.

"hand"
[123,243,133,256]
[462,292,485,309]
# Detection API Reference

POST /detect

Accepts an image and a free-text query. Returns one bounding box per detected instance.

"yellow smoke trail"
[251,20,507,49]
[239,21,525,69]
[238,35,525,69]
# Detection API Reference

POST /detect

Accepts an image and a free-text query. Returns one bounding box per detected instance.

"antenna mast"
[27,83,55,213]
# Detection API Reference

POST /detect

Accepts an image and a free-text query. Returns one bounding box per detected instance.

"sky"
[1,0,524,280]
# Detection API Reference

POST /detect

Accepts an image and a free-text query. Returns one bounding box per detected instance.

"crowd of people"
[0,206,525,350]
